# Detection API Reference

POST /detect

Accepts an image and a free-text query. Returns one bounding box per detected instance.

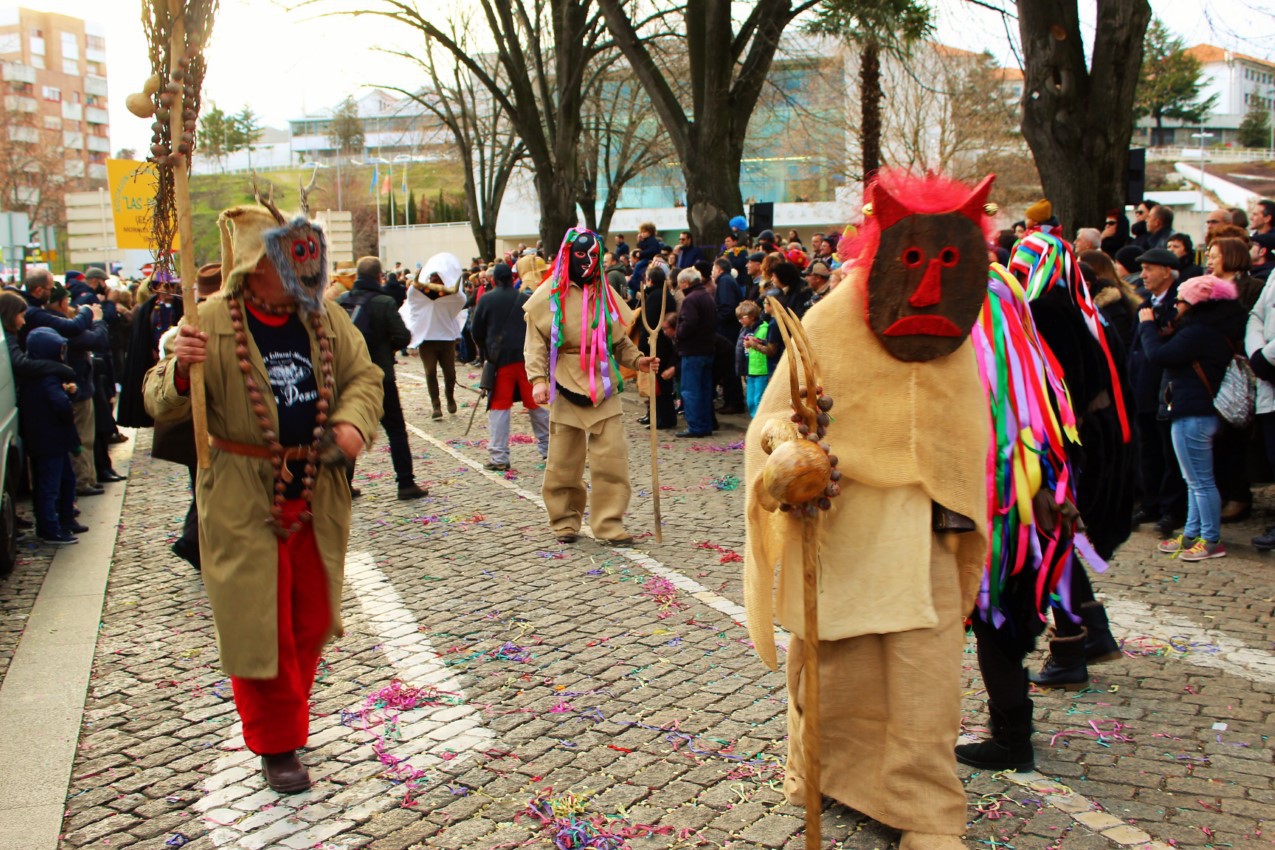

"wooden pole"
[639,279,670,544]
[801,518,821,849]
[168,3,210,469]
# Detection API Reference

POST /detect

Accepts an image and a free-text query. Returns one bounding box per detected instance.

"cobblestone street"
[3,364,1272,850]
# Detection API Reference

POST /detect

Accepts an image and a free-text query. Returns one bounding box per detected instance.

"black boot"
[1079,601,1121,664]
[1027,629,1089,689]
[1253,526,1275,551]
[955,702,1034,771]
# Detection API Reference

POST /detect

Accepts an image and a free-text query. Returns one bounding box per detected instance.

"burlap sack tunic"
[523,281,642,541]
[744,269,989,835]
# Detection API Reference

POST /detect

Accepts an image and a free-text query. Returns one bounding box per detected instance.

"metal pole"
[98,186,110,272]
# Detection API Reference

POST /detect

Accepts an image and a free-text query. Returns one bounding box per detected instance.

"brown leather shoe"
[261,751,311,794]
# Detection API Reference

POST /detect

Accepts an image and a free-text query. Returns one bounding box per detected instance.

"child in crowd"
[739,292,782,416]
[20,327,85,545]
[627,221,670,295]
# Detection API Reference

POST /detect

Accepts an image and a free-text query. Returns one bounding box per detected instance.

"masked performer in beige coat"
[524,228,659,545]
[745,172,997,850]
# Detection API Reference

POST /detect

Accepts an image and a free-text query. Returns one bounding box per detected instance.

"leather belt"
[210,436,310,482]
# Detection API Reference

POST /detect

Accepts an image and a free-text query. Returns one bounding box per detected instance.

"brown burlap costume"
[744,257,990,839]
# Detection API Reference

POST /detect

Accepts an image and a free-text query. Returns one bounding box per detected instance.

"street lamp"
[1191,129,1214,211]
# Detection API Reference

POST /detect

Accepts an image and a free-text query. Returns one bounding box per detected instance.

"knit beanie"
[1115,246,1143,273]
[1025,199,1052,222]
[1177,275,1238,305]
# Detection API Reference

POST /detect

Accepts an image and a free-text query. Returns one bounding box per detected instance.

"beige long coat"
[144,295,384,678]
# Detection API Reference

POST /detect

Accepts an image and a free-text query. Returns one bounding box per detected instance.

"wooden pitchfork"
[768,300,827,850]
[637,279,672,544]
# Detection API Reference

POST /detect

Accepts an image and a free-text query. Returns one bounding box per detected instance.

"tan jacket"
[523,281,641,429]
[144,295,384,678]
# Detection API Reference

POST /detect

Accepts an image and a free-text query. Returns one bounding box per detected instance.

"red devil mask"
[864,174,995,362]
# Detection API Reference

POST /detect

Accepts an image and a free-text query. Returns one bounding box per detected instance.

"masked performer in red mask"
[745,172,996,850]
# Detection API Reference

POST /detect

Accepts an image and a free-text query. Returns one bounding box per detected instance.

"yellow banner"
[106,158,178,252]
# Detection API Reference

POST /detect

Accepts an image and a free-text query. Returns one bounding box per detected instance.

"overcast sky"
[14,0,1274,155]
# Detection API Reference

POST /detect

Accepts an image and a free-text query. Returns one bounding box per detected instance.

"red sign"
[141,263,154,277]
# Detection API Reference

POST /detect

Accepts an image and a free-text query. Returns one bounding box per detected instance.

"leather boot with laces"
[1028,629,1089,689]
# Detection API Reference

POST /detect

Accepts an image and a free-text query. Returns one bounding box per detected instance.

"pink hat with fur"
[1177,275,1238,305]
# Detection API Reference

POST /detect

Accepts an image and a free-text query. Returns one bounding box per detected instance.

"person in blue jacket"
[20,327,85,545]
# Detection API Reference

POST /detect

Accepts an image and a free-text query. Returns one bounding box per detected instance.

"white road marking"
[1104,596,1275,683]
[195,550,492,848]
[403,420,789,651]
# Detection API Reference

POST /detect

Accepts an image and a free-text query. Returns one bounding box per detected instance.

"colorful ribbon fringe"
[972,265,1080,629]
[547,227,628,404]
[1010,231,1131,443]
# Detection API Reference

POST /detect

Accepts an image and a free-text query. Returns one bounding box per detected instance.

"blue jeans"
[746,374,770,417]
[679,355,715,435]
[1170,414,1221,543]
[32,452,76,538]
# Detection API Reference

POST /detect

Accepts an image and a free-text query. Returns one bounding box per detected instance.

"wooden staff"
[769,302,825,849]
[168,1,210,469]
[638,279,671,544]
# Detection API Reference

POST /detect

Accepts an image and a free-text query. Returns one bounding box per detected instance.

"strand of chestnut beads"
[228,294,336,538]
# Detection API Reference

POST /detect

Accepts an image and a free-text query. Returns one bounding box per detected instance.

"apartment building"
[0,6,109,214]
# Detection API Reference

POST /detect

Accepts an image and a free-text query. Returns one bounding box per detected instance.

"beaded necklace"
[228,291,336,538]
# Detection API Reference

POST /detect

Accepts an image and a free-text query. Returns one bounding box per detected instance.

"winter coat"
[117,295,184,428]
[605,262,628,298]
[1139,299,1246,420]
[18,328,79,457]
[338,274,411,379]
[715,271,743,341]
[470,285,532,368]
[64,317,108,403]
[144,296,384,678]
[1233,274,1265,313]
[627,234,669,293]
[636,285,677,357]
[1245,279,1275,415]
[675,282,717,357]
[1126,285,1179,416]
[5,332,74,384]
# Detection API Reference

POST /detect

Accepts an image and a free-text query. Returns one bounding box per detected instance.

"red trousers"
[490,362,539,411]
[230,499,331,755]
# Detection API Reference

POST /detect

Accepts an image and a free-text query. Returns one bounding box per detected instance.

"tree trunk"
[536,165,580,254]
[860,41,882,180]
[684,145,744,250]
[1018,0,1152,234]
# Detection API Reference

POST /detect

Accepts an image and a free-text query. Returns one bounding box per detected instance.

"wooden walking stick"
[763,301,838,850]
[638,278,672,544]
[464,388,487,437]
[138,0,219,468]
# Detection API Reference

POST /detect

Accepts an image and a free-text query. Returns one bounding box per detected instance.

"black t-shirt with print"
[246,309,318,499]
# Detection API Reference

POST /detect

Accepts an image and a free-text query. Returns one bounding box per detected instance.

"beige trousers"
[784,537,967,836]
[541,414,631,541]
[72,399,95,488]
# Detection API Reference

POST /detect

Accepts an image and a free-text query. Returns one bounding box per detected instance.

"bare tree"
[380,11,526,260]
[597,0,820,248]
[864,45,1023,182]
[327,95,366,156]
[1017,0,1152,232]
[0,103,78,231]
[317,0,615,250]
[578,71,676,237]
